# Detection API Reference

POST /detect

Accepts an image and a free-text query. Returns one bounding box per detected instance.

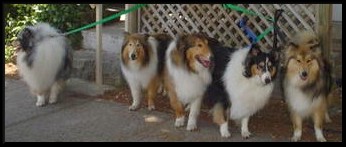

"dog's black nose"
[130,54,137,60]
[265,78,270,84]
[302,71,307,77]
[209,56,214,62]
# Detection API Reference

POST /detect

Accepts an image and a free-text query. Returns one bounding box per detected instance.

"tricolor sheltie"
[16,23,73,107]
[164,33,213,131]
[205,42,279,138]
[120,32,172,111]
[282,31,332,142]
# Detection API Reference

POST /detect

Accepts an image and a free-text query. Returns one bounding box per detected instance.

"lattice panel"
[140,4,318,50]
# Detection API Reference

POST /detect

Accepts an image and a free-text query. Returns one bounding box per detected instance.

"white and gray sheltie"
[205,42,279,138]
[120,32,172,111]
[16,23,73,107]
[164,33,213,131]
[282,31,332,142]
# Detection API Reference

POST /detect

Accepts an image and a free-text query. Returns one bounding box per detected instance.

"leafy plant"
[5,4,94,63]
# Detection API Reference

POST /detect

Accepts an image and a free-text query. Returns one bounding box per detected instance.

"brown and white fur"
[120,32,172,111]
[16,23,72,107]
[282,31,332,142]
[164,33,213,131]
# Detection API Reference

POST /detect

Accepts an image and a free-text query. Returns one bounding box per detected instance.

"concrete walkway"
[5,78,286,142]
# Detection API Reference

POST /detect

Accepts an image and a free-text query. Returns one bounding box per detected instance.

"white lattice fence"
[140,4,319,49]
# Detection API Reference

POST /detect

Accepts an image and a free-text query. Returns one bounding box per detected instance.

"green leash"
[63,4,147,36]
[223,4,274,22]
[223,4,275,43]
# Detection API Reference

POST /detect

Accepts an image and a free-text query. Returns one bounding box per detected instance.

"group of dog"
[16,23,333,142]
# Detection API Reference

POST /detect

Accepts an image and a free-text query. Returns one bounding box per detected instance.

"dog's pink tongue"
[301,76,307,81]
[198,57,211,68]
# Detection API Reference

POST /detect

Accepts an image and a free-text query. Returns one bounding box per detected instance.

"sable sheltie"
[16,23,73,107]
[282,31,332,142]
[120,32,172,111]
[205,43,279,138]
[164,33,213,131]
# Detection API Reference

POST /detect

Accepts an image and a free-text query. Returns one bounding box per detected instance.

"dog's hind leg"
[147,77,160,111]
[49,80,65,104]
[212,103,231,137]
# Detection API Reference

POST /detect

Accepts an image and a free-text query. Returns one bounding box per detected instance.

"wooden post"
[95,4,103,85]
[125,4,139,33]
[317,4,332,58]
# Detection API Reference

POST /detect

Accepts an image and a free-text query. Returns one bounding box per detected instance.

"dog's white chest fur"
[283,80,322,118]
[223,47,274,120]
[120,37,158,89]
[166,41,212,104]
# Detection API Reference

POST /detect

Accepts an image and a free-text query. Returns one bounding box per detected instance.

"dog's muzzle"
[300,70,308,81]
[130,53,137,60]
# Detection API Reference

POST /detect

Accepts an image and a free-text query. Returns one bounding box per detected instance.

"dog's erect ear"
[288,41,299,49]
[18,27,33,40]
[176,34,188,52]
[18,27,34,51]
[143,33,150,41]
[249,45,261,56]
[197,32,209,38]
[123,32,130,40]
[310,43,321,52]
[272,50,280,62]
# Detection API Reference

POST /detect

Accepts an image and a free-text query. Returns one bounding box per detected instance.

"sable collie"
[205,43,279,138]
[164,33,213,131]
[16,23,73,106]
[120,32,172,111]
[282,31,332,142]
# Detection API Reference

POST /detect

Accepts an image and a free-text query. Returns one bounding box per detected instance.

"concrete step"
[82,21,125,53]
[75,22,126,87]
[71,49,125,87]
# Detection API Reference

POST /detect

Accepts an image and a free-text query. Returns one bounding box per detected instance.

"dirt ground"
[6,63,342,142]
[100,86,342,142]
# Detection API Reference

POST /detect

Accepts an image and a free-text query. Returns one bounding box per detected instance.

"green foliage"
[36,4,93,48]
[5,45,16,64]
[5,4,94,63]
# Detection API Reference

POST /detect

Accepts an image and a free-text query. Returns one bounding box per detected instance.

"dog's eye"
[197,43,203,48]
[306,59,311,63]
[129,43,133,46]
[257,65,263,69]
[296,59,301,63]
[136,44,140,47]
[268,66,273,70]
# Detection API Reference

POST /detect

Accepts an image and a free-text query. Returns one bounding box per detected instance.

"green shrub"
[5,4,94,63]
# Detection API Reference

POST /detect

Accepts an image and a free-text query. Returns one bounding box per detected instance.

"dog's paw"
[36,95,46,107]
[128,105,140,111]
[291,136,301,142]
[48,97,58,104]
[36,100,45,107]
[241,130,252,139]
[148,105,155,111]
[220,123,231,138]
[221,130,231,138]
[186,124,198,131]
[316,136,327,142]
[175,117,185,128]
